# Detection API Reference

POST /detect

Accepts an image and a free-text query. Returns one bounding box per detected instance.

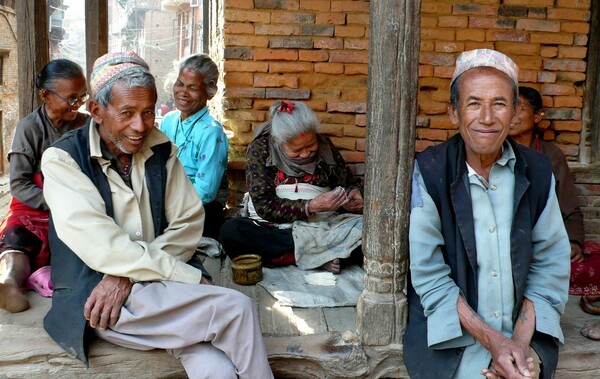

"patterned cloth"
[451,49,519,87]
[90,51,149,95]
[570,241,600,295]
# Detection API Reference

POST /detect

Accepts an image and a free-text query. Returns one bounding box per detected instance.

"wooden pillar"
[85,0,109,79]
[357,0,421,345]
[16,0,49,119]
[584,0,600,163]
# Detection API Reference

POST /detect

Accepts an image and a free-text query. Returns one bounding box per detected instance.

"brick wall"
[0,6,19,176]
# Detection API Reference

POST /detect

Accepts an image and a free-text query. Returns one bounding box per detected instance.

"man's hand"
[307,187,348,213]
[342,188,363,213]
[571,242,584,263]
[84,275,133,330]
[485,335,534,379]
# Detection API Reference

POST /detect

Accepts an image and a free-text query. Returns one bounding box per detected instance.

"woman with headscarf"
[221,101,364,274]
[0,59,88,312]
[160,54,228,239]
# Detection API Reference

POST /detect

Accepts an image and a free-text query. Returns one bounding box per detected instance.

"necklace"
[174,108,209,154]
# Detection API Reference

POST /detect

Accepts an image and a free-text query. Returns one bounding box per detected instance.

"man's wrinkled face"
[449,67,516,163]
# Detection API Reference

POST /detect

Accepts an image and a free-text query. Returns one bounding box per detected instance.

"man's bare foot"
[581,321,600,340]
[0,283,29,313]
[319,258,341,274]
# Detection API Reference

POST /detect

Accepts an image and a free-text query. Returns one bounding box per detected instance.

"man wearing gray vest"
[404,49,570,379]
[41,51,273,379]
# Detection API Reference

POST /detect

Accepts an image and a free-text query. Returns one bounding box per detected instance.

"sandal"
[26,266,54,297]
[580,295,600,315]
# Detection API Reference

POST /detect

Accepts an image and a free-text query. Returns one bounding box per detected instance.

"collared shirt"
[41,123,205,284]
[160,106,228,203]
[409,142,570,378]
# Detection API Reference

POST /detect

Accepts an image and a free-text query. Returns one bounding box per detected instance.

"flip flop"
[26,266,54,297]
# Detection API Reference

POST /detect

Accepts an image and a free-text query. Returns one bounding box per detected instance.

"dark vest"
[43,123,171,365]
[403,134,559,379]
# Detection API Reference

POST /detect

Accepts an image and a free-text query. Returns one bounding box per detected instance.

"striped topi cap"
[90,51,150,95]
[451,49,519,87]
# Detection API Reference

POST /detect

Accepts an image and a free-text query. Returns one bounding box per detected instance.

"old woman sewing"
[221,101,363,273]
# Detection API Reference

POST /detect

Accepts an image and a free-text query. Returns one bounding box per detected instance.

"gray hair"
[93,67,157,108]
[179,54,219,97]
[269,101,319,144]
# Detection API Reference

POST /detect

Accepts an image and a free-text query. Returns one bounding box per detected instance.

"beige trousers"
[95,281,273,379]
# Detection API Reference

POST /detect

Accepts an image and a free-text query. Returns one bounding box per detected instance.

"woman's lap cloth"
[570,241,600,296]
[0,197,49,268]
[95,281,273,379]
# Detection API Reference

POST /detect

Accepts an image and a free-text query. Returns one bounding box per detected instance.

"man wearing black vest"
[41,52,273,379]
[404,49,570,379]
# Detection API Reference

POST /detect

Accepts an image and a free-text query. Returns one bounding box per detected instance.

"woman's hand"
[343,188,363,213]
[307,187,348,214]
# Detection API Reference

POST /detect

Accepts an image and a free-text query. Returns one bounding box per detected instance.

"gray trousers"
[95,281,273,379]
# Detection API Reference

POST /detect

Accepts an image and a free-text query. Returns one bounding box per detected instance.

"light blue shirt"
[409,142,570,378]
[160,106,228,203]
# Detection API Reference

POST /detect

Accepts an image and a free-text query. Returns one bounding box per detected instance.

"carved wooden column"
[16,0,48,119]
[357,0,421,345]
[85,0,108,79]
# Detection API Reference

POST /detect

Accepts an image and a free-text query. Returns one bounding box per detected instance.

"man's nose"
[478,104,495,125]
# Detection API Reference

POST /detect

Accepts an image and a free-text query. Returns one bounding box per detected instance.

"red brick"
[335,25,365,38]
[553,120,583,132]
[225,109,266,122]
[269,37,313,49]
[415,140,435,152]
[547,8,590,22]
[224,60,269,73]
[456,29,485,42]
[438,16,468,28]
[487,30,529,42]
[328,102,367,113]
[356,138,366,152]
[317,124,344,137]
[314,37,344,49]
[265,88,310,99]
[225,10,271,23]
[512,56,543,70]
[554,96,583,108]
[574,34,588,46]
[419,65,434,77]
[530,33,573,45]
[225,87,267,98]
[537,71,557,83]
[540,46,558,58]
[421,2,452,15]
[417,128,448,141]
[558,46,588,59]
[331,1,370,12]
[224,0,254,9]
[421,40,435,52]
[421,16,438,28]
[453,3,498,16]
[224,97,253,110]
[344,125,367,138]
[433,66,455,79]
[224,72,254,86]
[561,21,590,34]
[540,83,576,96]
[419,53,455,66]
[543,59,587,72]
[314,62,344,74]
[340,151,365,163]
[419,98,448,115]
[344,64,368,75]
[253,74,299,88]
[269,62,314,73]
[465,41,495,50]
[355,114,366,127]
[255,24,300,36]
[518,70,538,83]
[344,39,369,50]
[528,7,548,19]
[316,13,346,25]
[271,12,316,24]
[431,89,451,102]
[422,28,456,41]
[503,0,552,5]
[225,22,255,34]
[495,42,539,56]
[469,17,516,30]
[299,50,329,62]
[347,13,369,25]
[556,0,591,8]
[255,0,299,10]
[435,41,464,53]
[419,77,451,90]
[429,115,456,129]
[225,35,270,47]
[226,119,253,133]
[556,72,586,82]
[300,0,330,11]
[254,48,298,61]
[330,51,368,64]
[516,19,560,32]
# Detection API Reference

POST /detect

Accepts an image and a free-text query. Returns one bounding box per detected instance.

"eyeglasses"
[47,89,89,107]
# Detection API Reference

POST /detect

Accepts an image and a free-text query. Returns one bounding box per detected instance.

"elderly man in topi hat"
[403,49,570,379]
[41,52,273,378]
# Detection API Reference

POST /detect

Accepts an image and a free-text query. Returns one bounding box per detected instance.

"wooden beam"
[357,0,421,345]
[584,0,600,163]
[85,0,109,80]
[16,0,49,119]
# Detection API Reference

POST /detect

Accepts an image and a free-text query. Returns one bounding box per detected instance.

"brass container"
[231,254,263,285]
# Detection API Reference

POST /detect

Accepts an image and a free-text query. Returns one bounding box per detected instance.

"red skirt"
[569,241,600,296]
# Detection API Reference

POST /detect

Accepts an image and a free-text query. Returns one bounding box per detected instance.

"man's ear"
[448,104,459,126]
[88,100,103,124]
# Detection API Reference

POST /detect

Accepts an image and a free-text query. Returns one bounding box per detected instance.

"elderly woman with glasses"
[0,59,88,312]
[221,101,364,274]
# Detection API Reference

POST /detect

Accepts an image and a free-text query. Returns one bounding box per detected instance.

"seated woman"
[160,54,228,239]
[0,59,88,312]
[220,101,364,274]
[508,86,600,339]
